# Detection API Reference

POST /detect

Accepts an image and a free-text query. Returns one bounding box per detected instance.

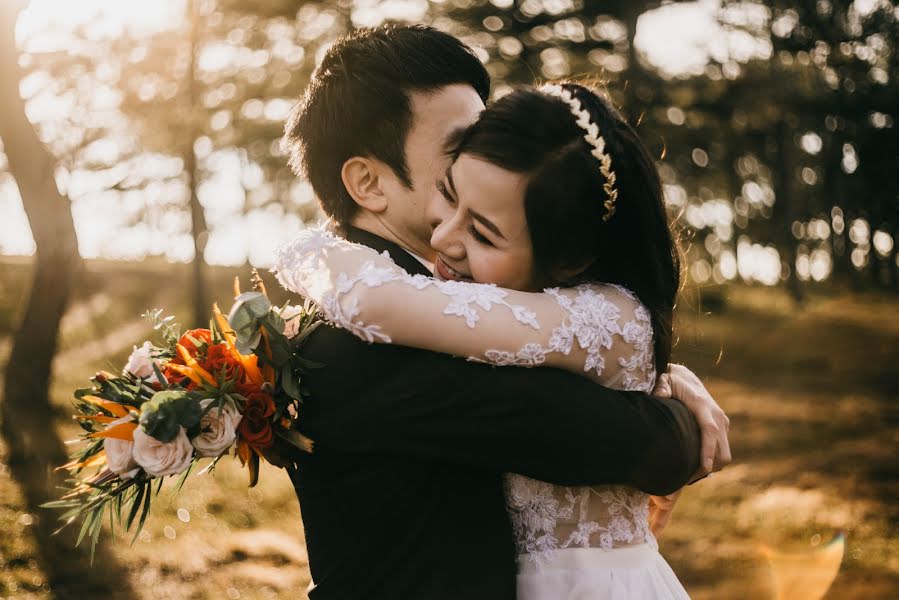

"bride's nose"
[430,214,465,261]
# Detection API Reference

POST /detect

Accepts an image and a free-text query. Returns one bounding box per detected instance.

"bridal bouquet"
[43,273,319,558]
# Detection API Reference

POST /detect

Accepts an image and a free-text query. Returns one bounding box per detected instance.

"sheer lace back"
[271,227,660,565]
[502,306,657,566]
[504,477,653,561]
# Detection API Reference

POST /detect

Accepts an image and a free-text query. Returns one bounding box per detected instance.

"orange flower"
[175,343,217,386]
[177,329,212,359]
[161,329,212,386]
[163,362,188,386]
[204,343,242,380]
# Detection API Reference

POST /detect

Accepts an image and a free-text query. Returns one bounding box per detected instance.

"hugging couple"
[271,24,731,600]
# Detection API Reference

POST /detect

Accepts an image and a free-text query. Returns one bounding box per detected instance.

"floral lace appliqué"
[544,286,623,376]
[482,284,654,383]
[617,300,656,391]
[271,229,394,343]
[505,475,655,566]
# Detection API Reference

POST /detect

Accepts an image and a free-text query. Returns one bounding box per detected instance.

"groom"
[280,26,728,599]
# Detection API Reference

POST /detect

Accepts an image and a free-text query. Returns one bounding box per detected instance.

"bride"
[274,82,691,599]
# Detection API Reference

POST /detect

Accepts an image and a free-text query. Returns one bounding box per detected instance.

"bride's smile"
[434,253,473,282]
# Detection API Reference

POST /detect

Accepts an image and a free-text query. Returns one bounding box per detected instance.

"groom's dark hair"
[283,25,490,224]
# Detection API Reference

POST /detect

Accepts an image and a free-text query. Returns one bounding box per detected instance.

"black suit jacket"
[289,227,700,600]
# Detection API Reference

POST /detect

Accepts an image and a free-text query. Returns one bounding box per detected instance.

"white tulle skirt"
[516,544,690,600]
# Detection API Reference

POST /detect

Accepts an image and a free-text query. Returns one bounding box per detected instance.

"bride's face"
[427,154,542,291]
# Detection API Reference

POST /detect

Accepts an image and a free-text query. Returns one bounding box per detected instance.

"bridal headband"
[540,84,619,222]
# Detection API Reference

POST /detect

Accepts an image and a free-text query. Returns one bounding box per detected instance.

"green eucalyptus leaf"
[139,390,200,442]
[227,292,272,353]
[139,405,179,442]
[280,365,301,399]
[261,321,292,367]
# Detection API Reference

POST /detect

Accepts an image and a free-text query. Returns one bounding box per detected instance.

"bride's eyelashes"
[436,178,492,246]
[436,179,455,205]
[469,225,492,246]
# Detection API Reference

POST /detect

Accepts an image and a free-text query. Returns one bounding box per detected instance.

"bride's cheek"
[470,252,491,283]
[477,250,509,285]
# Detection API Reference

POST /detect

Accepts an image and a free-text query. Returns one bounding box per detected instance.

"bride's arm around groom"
[289,228,704,494]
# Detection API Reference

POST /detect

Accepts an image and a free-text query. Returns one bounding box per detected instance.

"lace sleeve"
[271,227,656,390]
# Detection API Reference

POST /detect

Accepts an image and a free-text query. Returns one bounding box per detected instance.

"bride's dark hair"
[455,83,680,377]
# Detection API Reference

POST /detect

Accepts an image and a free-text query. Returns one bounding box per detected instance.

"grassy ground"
[665,285,899,599]
[1,257,897,599]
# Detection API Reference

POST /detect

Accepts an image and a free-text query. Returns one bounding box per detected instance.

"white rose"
[191,398,242,457]
[281,304,304,339]
[132,425,194,477]
[125,341,159,382]
[104,416,139,480]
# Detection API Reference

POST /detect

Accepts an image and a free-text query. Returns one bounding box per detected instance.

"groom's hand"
[653,364,731,481]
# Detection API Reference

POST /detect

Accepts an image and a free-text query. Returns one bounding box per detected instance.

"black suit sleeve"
[301,327,700,496]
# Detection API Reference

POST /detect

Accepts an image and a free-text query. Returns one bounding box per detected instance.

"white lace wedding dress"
[272,226,690,599]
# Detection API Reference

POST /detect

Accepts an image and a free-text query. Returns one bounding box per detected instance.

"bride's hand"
[648,490,681,536]
[654,364,731,481]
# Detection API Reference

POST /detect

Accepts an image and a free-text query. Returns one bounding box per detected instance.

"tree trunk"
[0,3,137,598]
[829,175,850,286]
[186,0,209,328]
[772,121,805,304]
[621,2,645,122]
[186,145,209,328]
[890,228,899,292]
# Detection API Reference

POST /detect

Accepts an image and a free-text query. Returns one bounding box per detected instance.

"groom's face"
[378,84,484,259]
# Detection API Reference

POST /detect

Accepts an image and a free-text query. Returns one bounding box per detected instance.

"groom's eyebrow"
[442,126,467,156]
[445,165,459,198]
[446,165,456,197]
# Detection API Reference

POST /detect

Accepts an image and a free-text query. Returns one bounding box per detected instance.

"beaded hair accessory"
[540,84,619,221]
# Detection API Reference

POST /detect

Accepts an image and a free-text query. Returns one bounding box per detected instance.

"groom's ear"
[341,156,389,213]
